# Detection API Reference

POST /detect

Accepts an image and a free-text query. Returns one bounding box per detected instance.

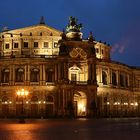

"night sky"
[0,0,140,67]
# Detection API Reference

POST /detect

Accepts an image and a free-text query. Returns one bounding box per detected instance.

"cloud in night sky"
[0,0,140,66]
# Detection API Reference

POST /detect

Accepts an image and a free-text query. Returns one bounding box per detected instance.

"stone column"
[91,63,96,83]
[109,69,112,85]
[40,64,42,85]
[27,64,30,85]
[100,67,103,83]
[9,65,12,85]
[24,65,27,85]
[64,62,68,81]
[12,65,15,85]
[128,74,130,87]
[116,70,119,87]
[55,64,58,81]
[42,64,46,85]
[88,63,92,83]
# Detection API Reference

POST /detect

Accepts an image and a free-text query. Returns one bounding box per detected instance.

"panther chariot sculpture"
[66,16,83,40]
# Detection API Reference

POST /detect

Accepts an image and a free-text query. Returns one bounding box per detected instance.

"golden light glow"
[135,102,138,106]
[16,89,29,97]
[25,91,29,96]
[78,103,86,112]
[38,101,41,104]
[26,101,29,104]
[17,91,20,96]
[114,102,120,105]
[124,102,128,105]
[107,102,110,105]
[9,101,12,104]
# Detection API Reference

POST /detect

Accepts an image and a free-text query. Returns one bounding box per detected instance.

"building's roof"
[1,24,62,36]
[98,59,140,70]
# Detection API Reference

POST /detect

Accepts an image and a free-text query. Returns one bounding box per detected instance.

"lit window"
[31,68,39,82]
[34,42,38,48]
[112,71,117,86]
[1,69,9,83]
[46,69,54,82]
[54,42,58,48]
[44,42,49,48]
[71,73,77,82]
[24,42,28,48]
[102,71,107,85]
[15,68,24,82]
[120,74,124,87]
[5,44,10,49]
[14,43,19,48]
[102,49,104,54]
[96,48,99,53]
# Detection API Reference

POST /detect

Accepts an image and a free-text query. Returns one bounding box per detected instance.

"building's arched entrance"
[16,97,23,116]
[30,96,38,117]
[2,96,9,117]
[45,96,54,117]
[74,91,87,117]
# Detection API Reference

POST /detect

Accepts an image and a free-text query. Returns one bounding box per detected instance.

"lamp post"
[16,89,29,123]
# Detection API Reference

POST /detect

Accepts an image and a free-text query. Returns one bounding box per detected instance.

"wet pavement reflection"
[0,118,140,140]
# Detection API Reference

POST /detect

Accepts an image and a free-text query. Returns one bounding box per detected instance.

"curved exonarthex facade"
[0,17,140,118]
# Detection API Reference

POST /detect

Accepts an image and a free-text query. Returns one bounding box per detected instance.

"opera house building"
[0,17,140,118]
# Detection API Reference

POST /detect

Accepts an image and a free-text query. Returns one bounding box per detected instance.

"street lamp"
[16,89,29,123]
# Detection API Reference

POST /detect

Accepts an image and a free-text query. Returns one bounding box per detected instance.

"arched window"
[15,68,24,82]
[2,96,8,102]
[2,96,9,116]
[125,75,128,87]
[31,96,38,117]
[112,71,117,86]
[46,96,54,102]
[46,96,54,117]
[1,69,9,83]
[30,68,39,82]
[31,96,38,102]
[120,74,124,87]
[102,71,107,85]
[46,69,54,82]
[69,66,81,82]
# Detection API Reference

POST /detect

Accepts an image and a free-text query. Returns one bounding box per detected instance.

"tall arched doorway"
[16,97,23,116]
[45,96,54,117]
[30,96,38,117]
[2,96,9,117]
[74,91,87,117]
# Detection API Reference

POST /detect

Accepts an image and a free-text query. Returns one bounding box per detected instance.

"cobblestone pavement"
[0,118,140,140]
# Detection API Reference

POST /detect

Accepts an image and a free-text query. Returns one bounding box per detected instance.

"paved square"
[0,118,140,140]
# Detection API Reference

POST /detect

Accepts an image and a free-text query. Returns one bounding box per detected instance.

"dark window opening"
[15,68,24,82]
[1,69,9,83]
[31,69,39,82]
[14,43,19,48]
[44,42,49,48]
[5,44,9,49]
[112,71,117,86]
[71,73,77,82]
[24,42,28,48]
[102,71,107,85]
[34,42,38,48]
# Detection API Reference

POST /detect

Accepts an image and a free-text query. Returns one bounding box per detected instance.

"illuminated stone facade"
[0,17,140,118]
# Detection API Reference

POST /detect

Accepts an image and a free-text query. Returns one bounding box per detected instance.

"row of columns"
[97,66,130,87]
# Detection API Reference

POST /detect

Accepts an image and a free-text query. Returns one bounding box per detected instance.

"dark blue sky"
[0,0,140,66]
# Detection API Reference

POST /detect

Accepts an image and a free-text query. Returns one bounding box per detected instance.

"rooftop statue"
[66,16,83,33]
